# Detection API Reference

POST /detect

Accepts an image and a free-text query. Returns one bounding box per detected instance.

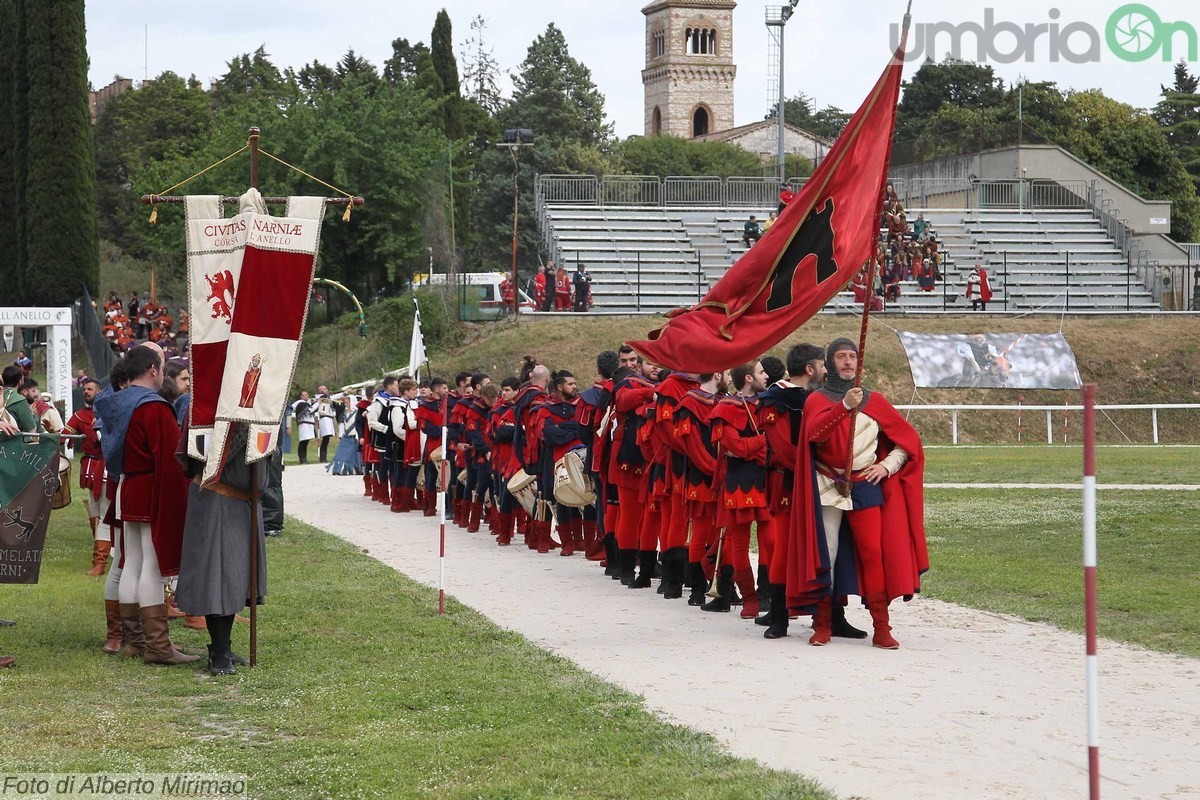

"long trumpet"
[705,526,727,598]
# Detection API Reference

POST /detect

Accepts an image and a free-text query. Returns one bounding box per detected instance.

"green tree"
[20,0,97,303]
[383,38,428,84]
[765,93,848,140]
[1153,59,1200,196]
[617,135,762,177]
[471,23,613,272]
[897,58,1006,142]
[460,15,504,115]
[94,71,214,254]
[213,46,287,111]
[430,10,465,137]
[0,0,21,293]
[1065,90,1200,241]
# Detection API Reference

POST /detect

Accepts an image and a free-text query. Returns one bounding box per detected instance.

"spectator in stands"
[912,211,928,242]
[742,215,763,247]
[885,201,907,244]
[572,264,592,313]
[763,210,778,233]
[73,369,90,387]
[915,257,937,292]
[541,264,555,312]
[883,259,902,304]
[554,267,572,311]
[965,265,993,311]
[127,292,140,331]
[777,186,796,214]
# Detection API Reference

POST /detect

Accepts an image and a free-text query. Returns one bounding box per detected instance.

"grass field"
[0,500,829,800]
[3,445,1195,797]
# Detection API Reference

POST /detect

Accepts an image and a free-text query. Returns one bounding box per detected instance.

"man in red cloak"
[787,338,929,650]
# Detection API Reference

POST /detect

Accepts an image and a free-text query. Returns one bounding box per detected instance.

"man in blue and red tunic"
[65,378,110,576]
[461,380,496,533]
[710,360,770,618]
[577,352,619,561]
[487,378,521,545]
[673,371,723,607]
[355,387,376,499]
[513,364,551,550]
[446,372,474,526]
[789,338,929,650]
[415,378,447,517]
[538,371,588,555]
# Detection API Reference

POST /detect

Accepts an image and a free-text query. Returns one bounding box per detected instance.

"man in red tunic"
[674,371,724,608]
[93,343,196,665]
[415,377,447,517]
[512,364,551,549]
[652,370,700,597]
[486,377,521,544]
[710,361,770,618]
[65,378,110,576]
[788,338,929,650]
[609,356,658,584]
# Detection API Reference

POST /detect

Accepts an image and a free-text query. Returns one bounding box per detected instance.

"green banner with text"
[0,437,61,584]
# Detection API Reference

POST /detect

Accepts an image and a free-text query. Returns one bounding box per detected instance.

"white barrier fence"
[895,403,1200,445]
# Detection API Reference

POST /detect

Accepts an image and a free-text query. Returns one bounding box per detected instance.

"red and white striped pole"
[1016,393,1024,443]
[438,392,448,615]
[1082,383,1100,799]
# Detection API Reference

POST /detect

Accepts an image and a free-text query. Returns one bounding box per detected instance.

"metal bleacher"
[536,175,1163,314]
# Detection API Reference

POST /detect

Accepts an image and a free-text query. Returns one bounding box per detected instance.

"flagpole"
[839,2,912,495]
[438,371,448,616]
[247,126,261,668]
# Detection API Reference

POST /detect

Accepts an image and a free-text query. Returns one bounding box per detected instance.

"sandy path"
[284,465,1200,800]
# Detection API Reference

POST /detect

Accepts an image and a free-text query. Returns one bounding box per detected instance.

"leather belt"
[193,476,250,501]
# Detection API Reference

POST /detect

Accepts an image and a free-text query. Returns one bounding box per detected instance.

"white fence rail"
[895,403,1200,445]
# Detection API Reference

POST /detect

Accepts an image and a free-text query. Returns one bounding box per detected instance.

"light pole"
[498,128,535,317]
[766,2,799,184]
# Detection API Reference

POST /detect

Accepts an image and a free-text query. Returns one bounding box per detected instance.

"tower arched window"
[652,106,662,135]
[693,106,710,137]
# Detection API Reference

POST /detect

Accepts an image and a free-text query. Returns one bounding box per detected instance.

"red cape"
[786,390,929,610]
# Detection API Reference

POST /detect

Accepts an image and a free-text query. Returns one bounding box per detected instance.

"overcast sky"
[87,1,1200,138]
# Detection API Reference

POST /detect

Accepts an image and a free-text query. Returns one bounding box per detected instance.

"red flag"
[627,40,908,373]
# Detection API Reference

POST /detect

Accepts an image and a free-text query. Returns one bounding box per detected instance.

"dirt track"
[284,465,1200,800]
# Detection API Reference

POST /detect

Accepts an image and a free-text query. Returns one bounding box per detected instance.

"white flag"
[409,299,427,382]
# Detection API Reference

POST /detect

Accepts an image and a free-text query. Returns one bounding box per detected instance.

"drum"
[506,469,538,516]
[553,447,596,508]
[51,456,72,510]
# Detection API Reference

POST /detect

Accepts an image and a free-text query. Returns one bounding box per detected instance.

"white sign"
[0,307,74,418]
[1150,217,1168,226]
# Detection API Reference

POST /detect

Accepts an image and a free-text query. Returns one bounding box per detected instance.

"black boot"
[205,614,237,675]
[701,565,734,612]
[617,549,637,586]
[630,550,656,589]
[831,601,869,639]
[661,548,685,599]
[686,562,707,606]
[763,585,789,639]
[206,644,236,676]
[603,534,619,578]
[756,565,771,614]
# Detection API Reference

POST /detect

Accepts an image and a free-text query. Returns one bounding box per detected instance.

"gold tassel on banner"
[342,202,352,223]
[149,199,158,224]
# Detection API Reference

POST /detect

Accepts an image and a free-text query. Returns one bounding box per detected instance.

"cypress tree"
[21,0,97,304]
[0,1,18,289]
[430,9,465,139]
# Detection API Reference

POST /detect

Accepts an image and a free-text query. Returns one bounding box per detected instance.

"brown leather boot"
[867,595,900,650]
[363,473,374,497]
[87,539,111,577]
[809,598,833,646]
[423,487,437,517]
[118,602,146,659]
[184,615,207,630]
[140,604,200,665]
[102,600,123,654]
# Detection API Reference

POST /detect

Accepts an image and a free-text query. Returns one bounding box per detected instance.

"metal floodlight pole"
[497,129,535,318]
[767,3,797,184]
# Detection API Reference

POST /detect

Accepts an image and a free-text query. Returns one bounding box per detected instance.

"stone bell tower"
[642,0,737,138]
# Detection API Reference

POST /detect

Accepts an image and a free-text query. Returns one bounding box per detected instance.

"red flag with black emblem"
[627,34,908,373]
